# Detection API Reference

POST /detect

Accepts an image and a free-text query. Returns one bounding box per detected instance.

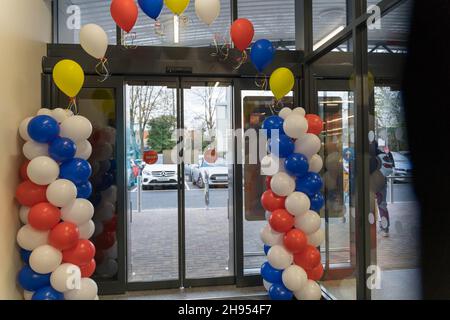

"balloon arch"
[15,0,324,300]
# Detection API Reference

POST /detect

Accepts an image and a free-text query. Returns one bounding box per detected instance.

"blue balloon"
[27,115,60,143]
[262,115,284,139]
[60,158,92,184]
[285,153,309,177]
[250,39,275,73]
[20,249,32,264]
[49,137,76,162]
[31,286,64,300]
[296,172,323,196]
[310,192,325,212]
[18,265,51,292]
[138,0,163,20]
[269,283,293,300]
[263,245,271,255]
[76,181,93,199]
[269,134,294,158]
[260,262,282,284]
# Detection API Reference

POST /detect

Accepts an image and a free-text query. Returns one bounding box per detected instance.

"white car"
[191,158,228,189]
[142,163,178,190]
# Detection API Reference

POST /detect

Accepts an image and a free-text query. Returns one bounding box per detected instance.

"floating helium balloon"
[53,59,85,98]
[195,0,220,25]
[138,0,164,20]
[60,158,92,185]
[27,115,59,143]
[18,265,51,292]
[261,115,284,139]
[165,0,190,16]
[80,24,108,60]
[269,283,293,300]
[270,67,294,100]
[250,39,275,73]
[49,137,77,163]
[230,18,254,52]
[260,261,283,284]
[32,286,64,300]
[111,0,139,33]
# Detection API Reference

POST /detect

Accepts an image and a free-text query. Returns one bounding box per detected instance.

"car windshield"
[201,158,226,167]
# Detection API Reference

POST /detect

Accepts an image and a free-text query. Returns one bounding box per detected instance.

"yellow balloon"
[52,59,85,98]
[270,67,295,100]
[164,0,190,15]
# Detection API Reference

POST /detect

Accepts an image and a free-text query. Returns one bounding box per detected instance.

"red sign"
[143,150,158,165]
[204,149,218,164]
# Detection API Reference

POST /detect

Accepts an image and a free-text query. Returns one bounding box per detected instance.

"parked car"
[377,151,394,177]
[191,158,228,189]
[141,157,178,190]
[392,151,413,181]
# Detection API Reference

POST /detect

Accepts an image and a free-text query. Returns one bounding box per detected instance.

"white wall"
[0,0,52,299]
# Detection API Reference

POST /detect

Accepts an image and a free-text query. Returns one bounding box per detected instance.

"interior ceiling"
[59,0,412,49]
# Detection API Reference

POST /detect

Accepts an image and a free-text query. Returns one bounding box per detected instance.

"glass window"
[238,0,295,50]
[57,0,117,44]
[313,0,347,50]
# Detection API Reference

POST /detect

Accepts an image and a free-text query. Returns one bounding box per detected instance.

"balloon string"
[95,58,110,82]
[155,19,164,37]
[255,73,268,91]
[68,97,78,115]
[233,50,248,70]
[123,32,137,50]
[210,33,230,61]
[179,14,189,27]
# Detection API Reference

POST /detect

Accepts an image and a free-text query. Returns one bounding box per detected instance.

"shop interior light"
[174,15,179,44]
[313,25,346,51]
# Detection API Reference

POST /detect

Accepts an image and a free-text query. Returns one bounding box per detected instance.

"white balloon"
[260,224,283,246]
[96,258,118,278]
[23,141,49,160]
[307,229,325,247]
[195,0,221,25]
[282,265,307,291]
[65,109,74,117]
[261,154,285,176]
[64,277,98,300]
[263,280,272,291]
[78,220,95,240]
[93,220,104,238]
[294,280,322,300]
[278,107,292,120]
[51,108,69,123]
[105,241,118,259]
[270,172,295,197]
[75,140,92,160]
[294,134,321,158]
[267,245,293,270]
[309,154,323,173]
[101,185,117,203]
[29,245,62,274]
[295,210,321,235]
[283,113,308,139]
[60,116,93,143]
[37,108,53,116]
[51,263,81,293]
[46,179,77,207]
[27,156,60,185]
[94,201,115,222]
[61,199,94,225]
[19,117,32,141]
[16,225,49,250]
[24,290,34,300]
[292,107,306,116]
[285,192,310,216]
[19,206,30,224]
[80,24,108,59]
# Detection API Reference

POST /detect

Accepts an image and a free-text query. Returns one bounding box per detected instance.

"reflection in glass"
[312,0,347,50]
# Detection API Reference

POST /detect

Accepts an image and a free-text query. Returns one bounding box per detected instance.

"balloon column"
[16,87,98,299]
[260,74,325,300]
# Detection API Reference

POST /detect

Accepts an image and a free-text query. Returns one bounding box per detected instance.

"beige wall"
[0,0,52,299]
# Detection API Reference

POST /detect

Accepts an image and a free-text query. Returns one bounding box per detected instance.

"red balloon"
[307,263,324,281]
[49,222,80,250]
[103,214,117,232]
[265,176,272,190]
[95,231,116,250]
[261,190,285,212]
[294,245,321,270]
[283,229,307,253]
[15,181,47,207]
[20,160,30,181]
[110,0,138,33]
[269,209,295,233]
[79,259,96,277]
[63,239,96,266]
[305,114,323,135]
[28,202,61,231]
[230,18,255,51]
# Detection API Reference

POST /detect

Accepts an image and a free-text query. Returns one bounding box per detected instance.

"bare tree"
[129,86,164,157]
[191,87,225,133]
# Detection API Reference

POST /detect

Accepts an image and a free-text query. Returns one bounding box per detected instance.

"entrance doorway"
[125,78,234,289]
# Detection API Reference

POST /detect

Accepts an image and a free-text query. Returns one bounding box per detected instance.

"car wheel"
[142,185,149,191]
[192,175,197,185]
[197,175,205,189]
